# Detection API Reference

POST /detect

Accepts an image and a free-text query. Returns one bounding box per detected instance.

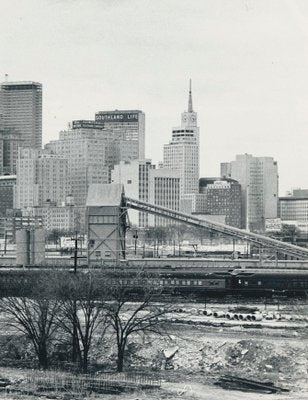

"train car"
[230,269,308,296]
[0,265,307,299]
[122,268,308,297]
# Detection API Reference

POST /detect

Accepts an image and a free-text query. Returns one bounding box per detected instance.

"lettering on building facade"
[95,113,139,122]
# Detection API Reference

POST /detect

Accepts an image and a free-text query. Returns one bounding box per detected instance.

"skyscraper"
[15,148,69,210]
[45,124,111,206]
[163,80,200,196]
[221,154,278,231]
[15,148,38,209]
[0,81,42,149]
[148,168,180,227]
[95,110,145,159]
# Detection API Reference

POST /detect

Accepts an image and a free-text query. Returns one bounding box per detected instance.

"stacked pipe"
[213,311,225,318]
[221,312,263,321]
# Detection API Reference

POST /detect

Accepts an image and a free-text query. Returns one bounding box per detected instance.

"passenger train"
[0,262,307,297]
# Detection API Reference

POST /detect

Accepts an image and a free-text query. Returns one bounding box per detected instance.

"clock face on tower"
[190,115,196,122]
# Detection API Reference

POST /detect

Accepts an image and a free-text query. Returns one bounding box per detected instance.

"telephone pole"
[71,231,79,363]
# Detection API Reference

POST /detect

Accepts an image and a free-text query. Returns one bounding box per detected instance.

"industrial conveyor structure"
[85,184,308,263]
[124,197,308,260]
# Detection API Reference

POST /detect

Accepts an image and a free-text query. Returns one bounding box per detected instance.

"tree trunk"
[82,348,89,373]
[117,347,125,372]
[38,344,48,370]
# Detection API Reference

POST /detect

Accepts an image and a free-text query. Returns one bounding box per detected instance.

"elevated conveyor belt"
[124,197,308,259]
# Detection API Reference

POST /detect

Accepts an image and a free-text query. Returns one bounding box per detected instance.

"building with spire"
[163,80,200,196]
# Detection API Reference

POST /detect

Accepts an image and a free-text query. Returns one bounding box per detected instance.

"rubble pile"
[89,324,308,391]
[122,334,308,388]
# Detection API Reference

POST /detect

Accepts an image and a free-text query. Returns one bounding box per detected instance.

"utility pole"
[74,231,78,273]
[4,232,7,255]
[71,231,78,363]
[232,238,235,259]
[133,229,138,256]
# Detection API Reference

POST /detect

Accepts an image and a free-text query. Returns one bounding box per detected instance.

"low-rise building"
[0,175,16,237]
[0,175,16,216]
[27,205,85,233]
[279,196,308,222]
[0,128,25,175]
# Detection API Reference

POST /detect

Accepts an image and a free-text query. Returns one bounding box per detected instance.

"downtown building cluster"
[0,79,307,241]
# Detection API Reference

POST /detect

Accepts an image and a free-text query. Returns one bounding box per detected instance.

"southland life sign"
[95,111,139,123]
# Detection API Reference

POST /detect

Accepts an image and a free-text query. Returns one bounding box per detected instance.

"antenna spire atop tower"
[188,79,193,112]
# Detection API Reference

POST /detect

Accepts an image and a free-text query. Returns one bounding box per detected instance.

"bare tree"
[105,271,170,372]
[0,273,61,369]
[56,271,108,373]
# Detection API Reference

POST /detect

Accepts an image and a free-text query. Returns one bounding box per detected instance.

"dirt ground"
[0,375,307,400]
[0,302,307,400]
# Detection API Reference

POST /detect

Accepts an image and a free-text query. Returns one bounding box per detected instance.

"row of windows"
[111,278,217,287]
[238,278,308,288]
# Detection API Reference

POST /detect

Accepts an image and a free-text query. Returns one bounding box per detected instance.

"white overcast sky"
[1,0,308,195]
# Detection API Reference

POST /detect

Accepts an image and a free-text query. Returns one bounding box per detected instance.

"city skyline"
[1,0,308,195]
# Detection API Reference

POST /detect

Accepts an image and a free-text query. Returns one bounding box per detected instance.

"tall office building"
[0,81,42,149]
[163,81,199,196]
[36,151,69,206]
[148,168,180,227]
[15,148,69,210]
[45,122,112,206]
[221,154,278,231]
[111,159,155,227]
[15,148,38,209]
[95,110,145,159]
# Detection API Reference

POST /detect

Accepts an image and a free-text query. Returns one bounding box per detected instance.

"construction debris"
[216,374,290,394]
[163,346,179,360]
